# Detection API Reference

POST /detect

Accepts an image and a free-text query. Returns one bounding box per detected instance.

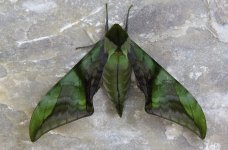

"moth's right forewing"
[128,40,207,139]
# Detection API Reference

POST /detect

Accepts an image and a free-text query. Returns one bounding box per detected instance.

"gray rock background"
[0,0,227,149]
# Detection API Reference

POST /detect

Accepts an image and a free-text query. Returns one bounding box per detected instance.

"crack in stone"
[16,6,103,47]
[16,35,57,47]
[60,6,103,33]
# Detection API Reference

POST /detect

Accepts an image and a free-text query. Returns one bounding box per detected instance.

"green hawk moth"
[29,4,207,142]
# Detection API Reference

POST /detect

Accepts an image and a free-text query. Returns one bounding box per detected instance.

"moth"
[29,4,207,142]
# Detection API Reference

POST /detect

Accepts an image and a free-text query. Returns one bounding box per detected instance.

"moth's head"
[105,24,128,47]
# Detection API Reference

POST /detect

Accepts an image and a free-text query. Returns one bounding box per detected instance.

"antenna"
[125,5,133,31]
[105,3,109,32]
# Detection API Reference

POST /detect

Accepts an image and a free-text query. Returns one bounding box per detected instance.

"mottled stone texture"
[0,0,227,149]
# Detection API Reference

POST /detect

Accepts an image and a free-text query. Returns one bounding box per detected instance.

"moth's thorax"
[102,46,131,117]
[105,24,128,47]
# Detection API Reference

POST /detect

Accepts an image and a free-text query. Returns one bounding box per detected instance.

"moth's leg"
[105,3,109,32]
[125,5,133,31]
[75,29,97,50]
[75,44,95,50]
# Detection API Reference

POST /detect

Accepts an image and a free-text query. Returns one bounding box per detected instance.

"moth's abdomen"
[103,52,131,117]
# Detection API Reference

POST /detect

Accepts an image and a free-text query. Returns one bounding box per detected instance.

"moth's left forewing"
[29,40,108,141]
[128,40,207,139]
[104,37,118,57]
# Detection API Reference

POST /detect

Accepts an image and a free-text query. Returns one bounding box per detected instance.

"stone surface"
[0,0,228,149]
